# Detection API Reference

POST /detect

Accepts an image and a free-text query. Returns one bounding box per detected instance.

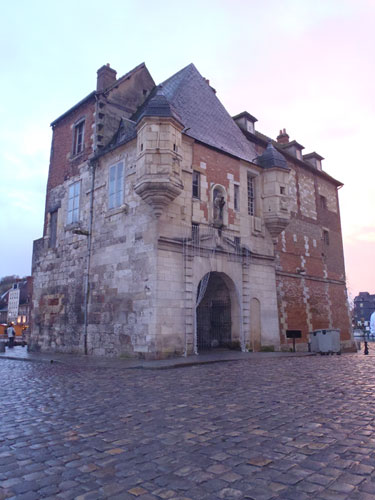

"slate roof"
[137,89,183,125]
[107,118,137,149]
[133,64,256,163]
[256,142,289,170]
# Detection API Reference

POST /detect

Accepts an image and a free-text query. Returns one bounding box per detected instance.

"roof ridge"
[160,63,196,95]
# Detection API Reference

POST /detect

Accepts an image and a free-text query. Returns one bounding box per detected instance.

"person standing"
[7,323,15,348]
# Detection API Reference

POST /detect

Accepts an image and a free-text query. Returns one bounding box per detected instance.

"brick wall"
[44,97,96,234]
[273,155,351,347]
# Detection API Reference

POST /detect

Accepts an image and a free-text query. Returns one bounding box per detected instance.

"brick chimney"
[277,128,289,144]
[97,64,117,92]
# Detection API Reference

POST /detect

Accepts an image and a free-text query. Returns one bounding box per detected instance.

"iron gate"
[197,300,231,351]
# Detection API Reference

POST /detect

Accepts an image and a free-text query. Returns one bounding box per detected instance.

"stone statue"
[214,192,225,222]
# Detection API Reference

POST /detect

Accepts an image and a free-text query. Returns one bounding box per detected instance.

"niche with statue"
[212,185,227,228]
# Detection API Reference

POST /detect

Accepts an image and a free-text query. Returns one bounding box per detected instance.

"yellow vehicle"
[0,323,28,346]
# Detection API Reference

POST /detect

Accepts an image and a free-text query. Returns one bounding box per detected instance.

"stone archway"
[196,272,240,352]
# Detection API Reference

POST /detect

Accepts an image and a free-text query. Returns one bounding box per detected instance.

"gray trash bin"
[309,329,341,355]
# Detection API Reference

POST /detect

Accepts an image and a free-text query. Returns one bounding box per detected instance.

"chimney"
[203,77,216,93]
[277,128,289,144]
[97,63,117,92]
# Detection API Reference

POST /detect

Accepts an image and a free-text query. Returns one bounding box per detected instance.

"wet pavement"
[2,351,375,499]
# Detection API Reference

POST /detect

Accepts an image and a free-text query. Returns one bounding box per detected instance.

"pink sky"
[0,0,373,300]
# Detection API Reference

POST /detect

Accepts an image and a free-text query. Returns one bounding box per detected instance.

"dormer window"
[73,120,85,156]
[232,111,257,134]
[246,121,254,134]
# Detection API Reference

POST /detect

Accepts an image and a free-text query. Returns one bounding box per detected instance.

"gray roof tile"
[133,64,256,163]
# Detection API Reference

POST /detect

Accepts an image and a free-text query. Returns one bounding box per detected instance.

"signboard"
[286,330,302,339]
[286,330,302,352]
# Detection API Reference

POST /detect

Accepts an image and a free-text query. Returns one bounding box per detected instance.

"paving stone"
[3,354,375,500]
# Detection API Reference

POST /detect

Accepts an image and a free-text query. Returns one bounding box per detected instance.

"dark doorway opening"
[196,273,232,351]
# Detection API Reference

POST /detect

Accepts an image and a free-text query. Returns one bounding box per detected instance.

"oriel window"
[108,162,124,209]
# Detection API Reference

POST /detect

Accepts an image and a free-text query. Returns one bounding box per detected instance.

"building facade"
[353,292,375,326]
[0,277,33,325]
[30,63,354,358]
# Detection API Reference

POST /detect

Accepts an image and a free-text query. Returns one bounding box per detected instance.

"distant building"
[353,292,375,325]
[0,277,33,325]
[31,62,354,358]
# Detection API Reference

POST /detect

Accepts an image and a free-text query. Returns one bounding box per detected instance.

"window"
[73,120,85,155]
[49,210,58,248]
[192,223,199,244]
[320,195,327,209]
[247,174,255,216]
[192,171,200,199]
[67,181,80,224]
[234,184,240,211]
[108,162,124,209]
[246,121,254,133]
[280,186,286,195]
[323,230,330,246]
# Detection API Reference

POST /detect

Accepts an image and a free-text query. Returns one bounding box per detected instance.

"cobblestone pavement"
[2,354,375,499]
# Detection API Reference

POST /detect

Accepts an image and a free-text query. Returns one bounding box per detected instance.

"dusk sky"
[1,0,374,301]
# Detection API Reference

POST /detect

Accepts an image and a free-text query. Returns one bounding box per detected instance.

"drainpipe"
[83,159,96,355]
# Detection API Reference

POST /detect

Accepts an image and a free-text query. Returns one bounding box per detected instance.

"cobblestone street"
[2,353,375,499]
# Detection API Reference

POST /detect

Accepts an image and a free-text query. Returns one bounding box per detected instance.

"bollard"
[0,341,5,353]
[364,341,369,355]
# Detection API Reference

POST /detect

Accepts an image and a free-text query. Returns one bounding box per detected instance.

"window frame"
[192,222,200,244]
[247,174,255,216]
[108,161,125,210]
[192,170,200,199]
[49,210,58,248]
[73,119,85,156]
[234,184,240,212]
[67,181,81,224]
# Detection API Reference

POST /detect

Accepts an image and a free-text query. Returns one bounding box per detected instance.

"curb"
[0,351,317,370]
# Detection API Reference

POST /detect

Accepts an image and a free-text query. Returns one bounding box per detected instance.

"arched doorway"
[196,272,239,351]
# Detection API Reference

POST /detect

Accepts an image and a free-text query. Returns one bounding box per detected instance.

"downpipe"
[83,159,96,355]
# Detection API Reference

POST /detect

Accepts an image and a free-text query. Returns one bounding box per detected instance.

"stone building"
[353,292,375,325]
[0,277,33,325]
[31,62,354,357]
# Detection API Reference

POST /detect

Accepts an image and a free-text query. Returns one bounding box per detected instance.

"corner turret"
[134,89,184,217]
[257,142,291,240]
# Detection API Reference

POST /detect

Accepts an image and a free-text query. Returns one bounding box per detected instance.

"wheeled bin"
[309,329,341,355]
